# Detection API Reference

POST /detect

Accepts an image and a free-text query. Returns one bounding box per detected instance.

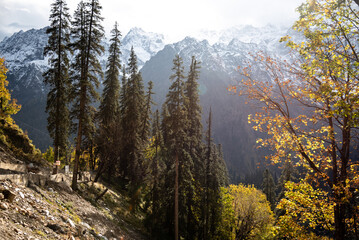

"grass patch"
[62,201,74,214]
[34,229,46,237]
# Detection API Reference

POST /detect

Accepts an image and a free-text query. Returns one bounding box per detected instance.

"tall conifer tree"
[185,56,202,159]
[184,56,203,239]
[204,108,229,239]
[276,159,297,202]
[119,64,128,118]
[98,22,121,127]
[96,22,121,180]
[162,55,193,240]
[141,81,154,143]
[43,0,71,163]
[145,109,164,238]
[121,47,145,186]
[70,0,104,190]
[262,168,276,210]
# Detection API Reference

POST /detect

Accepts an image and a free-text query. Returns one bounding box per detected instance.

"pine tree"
[276,159,297,202]
[43,0,71,164]
[185,56,202,155]
[96,22,122,181]
[121,47,145,187]
[70,0,104,190]
[118,64,127,176]
[204,107,213,240]
[262,168,276,210]
[184,56,203,239]
[216,144,229,187]
[204,108,229,239]
[141,81,154,143]
[145,109,164,238]
[151,109,162,205]
[162,55,192,240]
[119,64,127,119]
[98,22,121,127]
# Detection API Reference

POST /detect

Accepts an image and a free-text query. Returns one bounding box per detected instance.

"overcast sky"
[0,0,306,42]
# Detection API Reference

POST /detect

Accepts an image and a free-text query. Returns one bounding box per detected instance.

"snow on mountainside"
[193,24,288,44]
[0,24,292,166]
[0,28,49,90]
[168,28,288,78]
[0,25,290,93]
[0,27,166,92]
[0,27,167,151]
[122,27,166,67]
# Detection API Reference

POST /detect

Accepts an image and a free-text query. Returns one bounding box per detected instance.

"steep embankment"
[0,123,147,239]
[0,177,147,239]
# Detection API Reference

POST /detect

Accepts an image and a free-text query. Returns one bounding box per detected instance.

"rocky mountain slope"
[141,27,290,179]
[0,177,147,240]
[0,122,146,240]
[0,25,292,180]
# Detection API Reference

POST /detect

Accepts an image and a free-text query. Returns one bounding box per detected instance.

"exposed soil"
[0,175,147,240]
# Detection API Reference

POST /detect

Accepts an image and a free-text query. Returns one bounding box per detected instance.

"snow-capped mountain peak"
[191,24,288,48]
[121,27,166,66]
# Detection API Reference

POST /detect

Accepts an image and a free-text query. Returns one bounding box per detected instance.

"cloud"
[0,0,306,42]
[7,22,30,28]
[0,1,48,39]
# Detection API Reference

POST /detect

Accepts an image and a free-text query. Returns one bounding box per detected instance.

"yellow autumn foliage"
[217,184,275,240]
[0,58,20,123]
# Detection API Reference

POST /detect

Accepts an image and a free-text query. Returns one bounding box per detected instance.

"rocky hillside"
[0,143,147,240]
[0,113,147,239]
[0,178,147,239]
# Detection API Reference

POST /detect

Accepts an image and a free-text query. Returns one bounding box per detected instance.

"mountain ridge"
[0,25,292,179]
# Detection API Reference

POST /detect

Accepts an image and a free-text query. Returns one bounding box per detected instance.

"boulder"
[1,189,16,202]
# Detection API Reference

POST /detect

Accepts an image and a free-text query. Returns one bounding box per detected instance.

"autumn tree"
[276,181,334,239]
[0,58,20,122]
[232,0,359,238]
[43,0,72,163]
[217,184,275,240]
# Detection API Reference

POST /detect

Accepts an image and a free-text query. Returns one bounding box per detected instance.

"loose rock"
[0,202,9,210]
[46,223,64,234]
[67,218,76,228]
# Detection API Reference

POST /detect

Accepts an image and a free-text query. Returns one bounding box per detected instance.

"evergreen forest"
[0,0,359,239]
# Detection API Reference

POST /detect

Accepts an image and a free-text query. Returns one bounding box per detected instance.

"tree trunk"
[334,202,346,240]
[94,160,105,183]
[71,86,86,190]
[95,188,108,202]
[175,152,179,240]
